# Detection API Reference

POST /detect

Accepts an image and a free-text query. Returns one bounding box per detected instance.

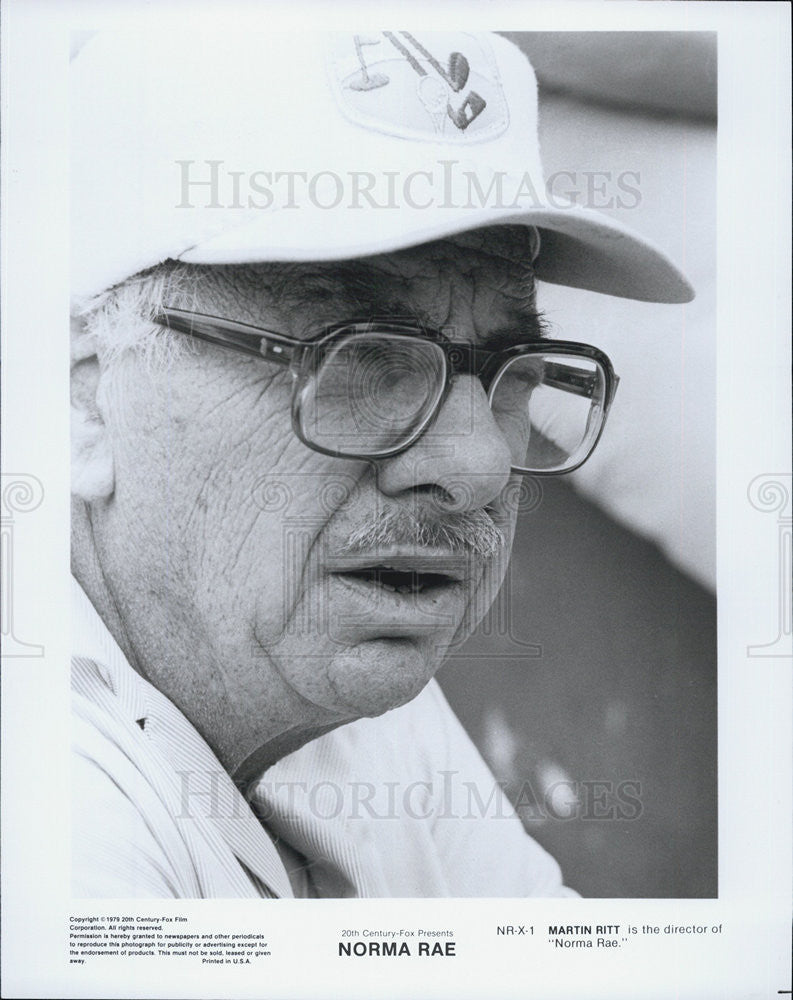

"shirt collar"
[72,576,149,723]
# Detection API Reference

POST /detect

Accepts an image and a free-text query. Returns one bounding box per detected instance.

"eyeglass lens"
[489,353,607,472]
[296,333,607,472]
[297,333,447,454]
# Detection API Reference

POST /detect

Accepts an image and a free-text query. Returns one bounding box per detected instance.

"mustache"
[339,507,506,559]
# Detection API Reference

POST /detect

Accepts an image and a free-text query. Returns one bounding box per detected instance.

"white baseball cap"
[71,31,694,304]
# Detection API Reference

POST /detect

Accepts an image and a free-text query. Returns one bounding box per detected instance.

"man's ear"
[71,312,115,500]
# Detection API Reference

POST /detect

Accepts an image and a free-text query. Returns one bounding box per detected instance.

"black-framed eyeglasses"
[153,307,619,475]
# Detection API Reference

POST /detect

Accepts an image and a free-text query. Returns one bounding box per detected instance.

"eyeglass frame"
[152,306,620,475]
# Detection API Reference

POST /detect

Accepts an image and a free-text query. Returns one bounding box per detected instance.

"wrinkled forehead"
[167,224,540,333]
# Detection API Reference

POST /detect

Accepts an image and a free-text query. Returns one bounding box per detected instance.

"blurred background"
[438,32,717,898]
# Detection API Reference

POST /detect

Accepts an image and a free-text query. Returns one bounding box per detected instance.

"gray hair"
[72,259,327,376]
[73,261,220,374]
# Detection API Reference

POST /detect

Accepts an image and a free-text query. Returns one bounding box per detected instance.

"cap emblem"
[330,32,509,142]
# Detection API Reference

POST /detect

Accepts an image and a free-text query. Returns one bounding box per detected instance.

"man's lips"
[324,549,477,595]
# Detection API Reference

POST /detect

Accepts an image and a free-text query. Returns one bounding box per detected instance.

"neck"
[71,498,143,675]
[231,721,348,794]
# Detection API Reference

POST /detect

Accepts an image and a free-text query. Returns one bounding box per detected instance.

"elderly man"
[70,31,692,897]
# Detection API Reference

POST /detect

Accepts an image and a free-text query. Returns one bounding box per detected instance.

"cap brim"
[178,199,694,305]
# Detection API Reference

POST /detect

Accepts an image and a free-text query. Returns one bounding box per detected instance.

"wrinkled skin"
[72,226,541,788]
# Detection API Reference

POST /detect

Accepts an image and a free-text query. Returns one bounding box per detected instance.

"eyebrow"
[476,313,547,349]
[327,294,546,350]
[281,263,545,347]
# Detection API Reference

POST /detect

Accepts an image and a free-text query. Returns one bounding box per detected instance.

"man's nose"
[375,375,513,512]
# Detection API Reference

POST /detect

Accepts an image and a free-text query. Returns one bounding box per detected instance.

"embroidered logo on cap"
[329,32,509,142]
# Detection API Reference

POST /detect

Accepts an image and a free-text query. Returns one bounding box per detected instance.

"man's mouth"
[325,553,473,597]
[340,566,455,595]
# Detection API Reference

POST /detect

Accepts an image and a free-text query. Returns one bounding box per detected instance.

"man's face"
[93,226,540,777]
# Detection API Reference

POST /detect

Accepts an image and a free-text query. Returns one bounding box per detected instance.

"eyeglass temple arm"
[152,307,299,367]
[542,361,619,406]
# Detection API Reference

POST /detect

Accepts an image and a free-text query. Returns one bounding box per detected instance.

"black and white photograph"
[1,2,790,999]
[67,26,716,902]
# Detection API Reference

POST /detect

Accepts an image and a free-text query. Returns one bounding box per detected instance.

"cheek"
[183,442,321,617]
[108,358,307,596]
[179,450,376,662]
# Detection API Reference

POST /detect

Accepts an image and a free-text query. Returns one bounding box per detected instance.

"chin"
[325,638,439,719]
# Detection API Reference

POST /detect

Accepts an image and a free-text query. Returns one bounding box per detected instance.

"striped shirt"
[72,581,575,898]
